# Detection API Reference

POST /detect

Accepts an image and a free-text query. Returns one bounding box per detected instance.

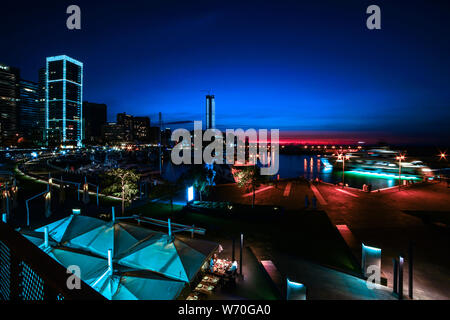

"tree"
[181,164,214,201]
[233,166,272,208]
[103,168,139,215]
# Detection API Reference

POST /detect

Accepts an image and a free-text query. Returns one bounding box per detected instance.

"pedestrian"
[305,195,309,208]
[312,195,317,210]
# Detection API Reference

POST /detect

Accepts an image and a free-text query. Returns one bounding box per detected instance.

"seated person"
[226,261,238,275]
[209,257,215,272]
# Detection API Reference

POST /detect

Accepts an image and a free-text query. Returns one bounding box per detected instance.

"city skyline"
[1,0,449,145]
[1,1,449,305]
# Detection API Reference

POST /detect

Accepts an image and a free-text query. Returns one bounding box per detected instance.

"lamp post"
[396,154,405,190]
[438,151,447,183]
[337,153,350,188]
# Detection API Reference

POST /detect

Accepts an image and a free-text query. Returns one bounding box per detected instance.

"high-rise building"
[38,67,46,132]
[148,126,160,145]
[0,64,20,146]
[18,79,41,145]
[133,116,150,143]
[102,122,126,145]
[45,55,83,147]
[117,112,133,142]
[83,101,107,144]
[206,94,215,129]
[161,128,172,147]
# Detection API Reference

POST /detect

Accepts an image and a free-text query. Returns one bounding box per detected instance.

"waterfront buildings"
[117,112,134,142]
[83,101,107,144]
[133,116,151,143]
[102,122,126,145]
[45,55,83,147]
[0,64,42,146]
[0,64,20,146]
[18,79,41,145]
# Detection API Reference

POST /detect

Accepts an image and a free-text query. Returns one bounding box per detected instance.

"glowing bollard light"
[187,186,194,203]
[286,279,307,300]
[362,243,381,281]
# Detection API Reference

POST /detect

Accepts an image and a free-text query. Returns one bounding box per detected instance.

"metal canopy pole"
[409,242,414,299]
[393,258,398,295]
[240,233,244,276]
[398,256,404,300]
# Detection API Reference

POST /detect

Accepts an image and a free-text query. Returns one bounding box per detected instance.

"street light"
[438,151,447,182]
[337,153,350,187]
[396,154,406,190]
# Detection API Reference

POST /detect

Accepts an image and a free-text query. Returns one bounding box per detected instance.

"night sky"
[1,0,449,145]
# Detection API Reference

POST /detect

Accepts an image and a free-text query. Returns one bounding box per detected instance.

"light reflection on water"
[278,154,401,190]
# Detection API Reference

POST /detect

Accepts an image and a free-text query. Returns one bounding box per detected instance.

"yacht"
[330,148,432,177]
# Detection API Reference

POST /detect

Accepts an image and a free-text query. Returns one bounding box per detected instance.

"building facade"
[18,79,42,146]
[102,122,126,145]
[38,67,46,136]
[83,101,107,144]
[206,94,215,130]
[148,126,160,145]
[0,64,20,146]
[116,112,134,142]
[45,55,83,147]
[133,116,150,143]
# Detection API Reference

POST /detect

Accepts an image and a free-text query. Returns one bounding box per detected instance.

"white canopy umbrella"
[22,214,217,300]
[35,215,105,244]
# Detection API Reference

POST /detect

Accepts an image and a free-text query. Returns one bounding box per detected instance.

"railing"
[0,222,104,300]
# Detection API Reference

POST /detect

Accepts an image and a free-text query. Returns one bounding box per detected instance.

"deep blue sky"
[1,0,449,144]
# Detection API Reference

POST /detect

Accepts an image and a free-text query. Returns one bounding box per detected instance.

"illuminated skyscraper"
[0,64,20,146]
[19,79,40,144]
[45,55,83,147]
[206,94,215,130]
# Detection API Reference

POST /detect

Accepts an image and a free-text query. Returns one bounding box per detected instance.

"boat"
[329,147,433,178]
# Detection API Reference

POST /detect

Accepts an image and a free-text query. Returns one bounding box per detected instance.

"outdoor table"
[202,275,220,285]
[186,294,199,300]
[194,282,215,295]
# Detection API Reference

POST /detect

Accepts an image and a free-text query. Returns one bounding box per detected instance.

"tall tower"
[18,79,39,141]
[205,94,215,130]
[0,64,20,146]
[45,55,83,147]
